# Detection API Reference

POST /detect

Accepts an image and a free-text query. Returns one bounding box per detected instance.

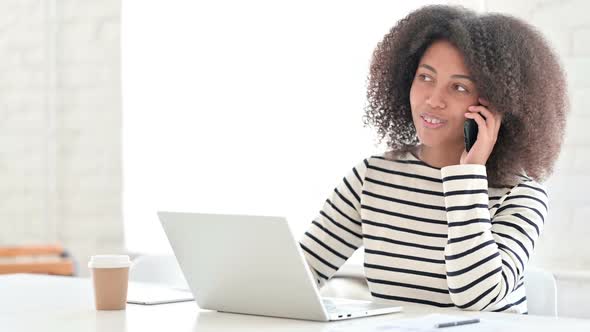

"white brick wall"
[451,0,590,318]
[0,0,122,277]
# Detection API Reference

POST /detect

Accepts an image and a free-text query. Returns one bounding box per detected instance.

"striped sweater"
[300,150,548,314]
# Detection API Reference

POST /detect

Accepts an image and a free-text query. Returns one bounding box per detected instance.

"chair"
[0,244,75,276]
[524,266,558,317]
[321,263,558,317]
[129,254,189,290]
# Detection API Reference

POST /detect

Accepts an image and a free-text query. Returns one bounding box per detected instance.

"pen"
[434,318,480,328]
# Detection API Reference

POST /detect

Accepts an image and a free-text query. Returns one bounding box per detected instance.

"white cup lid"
[88,255,132,269]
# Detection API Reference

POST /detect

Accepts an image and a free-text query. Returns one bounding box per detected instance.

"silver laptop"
[157,211,403,321]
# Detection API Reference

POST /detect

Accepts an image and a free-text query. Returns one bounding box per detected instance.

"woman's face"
[409,39,480,149]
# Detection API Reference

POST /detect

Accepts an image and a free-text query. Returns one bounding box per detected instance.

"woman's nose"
[426,89,446,109]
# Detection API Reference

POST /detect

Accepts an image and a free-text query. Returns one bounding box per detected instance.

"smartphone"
[463,105,479,152]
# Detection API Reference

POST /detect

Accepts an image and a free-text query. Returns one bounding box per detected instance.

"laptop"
[157,211,403,321]
[127,281,194,305]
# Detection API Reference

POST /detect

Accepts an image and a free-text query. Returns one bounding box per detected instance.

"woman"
[300,5,568,314]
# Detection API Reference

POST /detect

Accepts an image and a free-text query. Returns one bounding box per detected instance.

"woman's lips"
[421,115,446,129]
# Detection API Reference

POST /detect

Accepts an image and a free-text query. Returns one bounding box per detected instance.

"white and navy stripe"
[300,151,547,314]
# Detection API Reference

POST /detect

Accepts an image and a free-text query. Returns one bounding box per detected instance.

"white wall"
[0,0,123,277]
[121,0,441,257]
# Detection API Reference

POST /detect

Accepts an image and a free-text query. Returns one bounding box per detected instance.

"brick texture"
[0,0,122,277]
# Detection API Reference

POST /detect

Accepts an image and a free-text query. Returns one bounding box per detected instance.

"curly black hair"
[362,4,569,187]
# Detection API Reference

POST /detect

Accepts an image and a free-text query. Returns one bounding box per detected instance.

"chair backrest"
[524,266,558,317]
[0,244,75,276]
[129,254,189,290]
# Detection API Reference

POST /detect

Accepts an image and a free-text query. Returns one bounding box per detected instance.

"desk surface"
[1,274,589,332]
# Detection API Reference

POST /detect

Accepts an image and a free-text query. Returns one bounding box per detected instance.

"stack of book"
[0,244,75,276]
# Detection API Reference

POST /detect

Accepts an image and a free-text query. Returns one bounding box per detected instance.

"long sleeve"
[441,164,548,311]
[300,158,369,288]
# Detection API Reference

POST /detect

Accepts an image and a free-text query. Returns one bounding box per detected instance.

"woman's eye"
[418,74,432,82]
[455,84,468,93]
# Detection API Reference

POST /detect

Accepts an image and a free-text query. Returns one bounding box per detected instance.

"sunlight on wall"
[122,0,442,255]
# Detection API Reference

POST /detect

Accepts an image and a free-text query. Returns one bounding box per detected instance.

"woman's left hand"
[460,97,503,166]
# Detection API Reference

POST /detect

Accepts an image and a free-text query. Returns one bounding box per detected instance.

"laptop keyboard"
[322,298,376,313]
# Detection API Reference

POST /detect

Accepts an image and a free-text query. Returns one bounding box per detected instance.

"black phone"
[463,118,478,152]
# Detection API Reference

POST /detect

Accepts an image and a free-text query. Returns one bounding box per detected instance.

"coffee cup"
[88,255,132,310]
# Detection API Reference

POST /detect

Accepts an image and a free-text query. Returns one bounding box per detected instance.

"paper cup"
[88,255,132,310]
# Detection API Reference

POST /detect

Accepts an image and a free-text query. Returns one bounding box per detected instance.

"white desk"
[1,274,590,332]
